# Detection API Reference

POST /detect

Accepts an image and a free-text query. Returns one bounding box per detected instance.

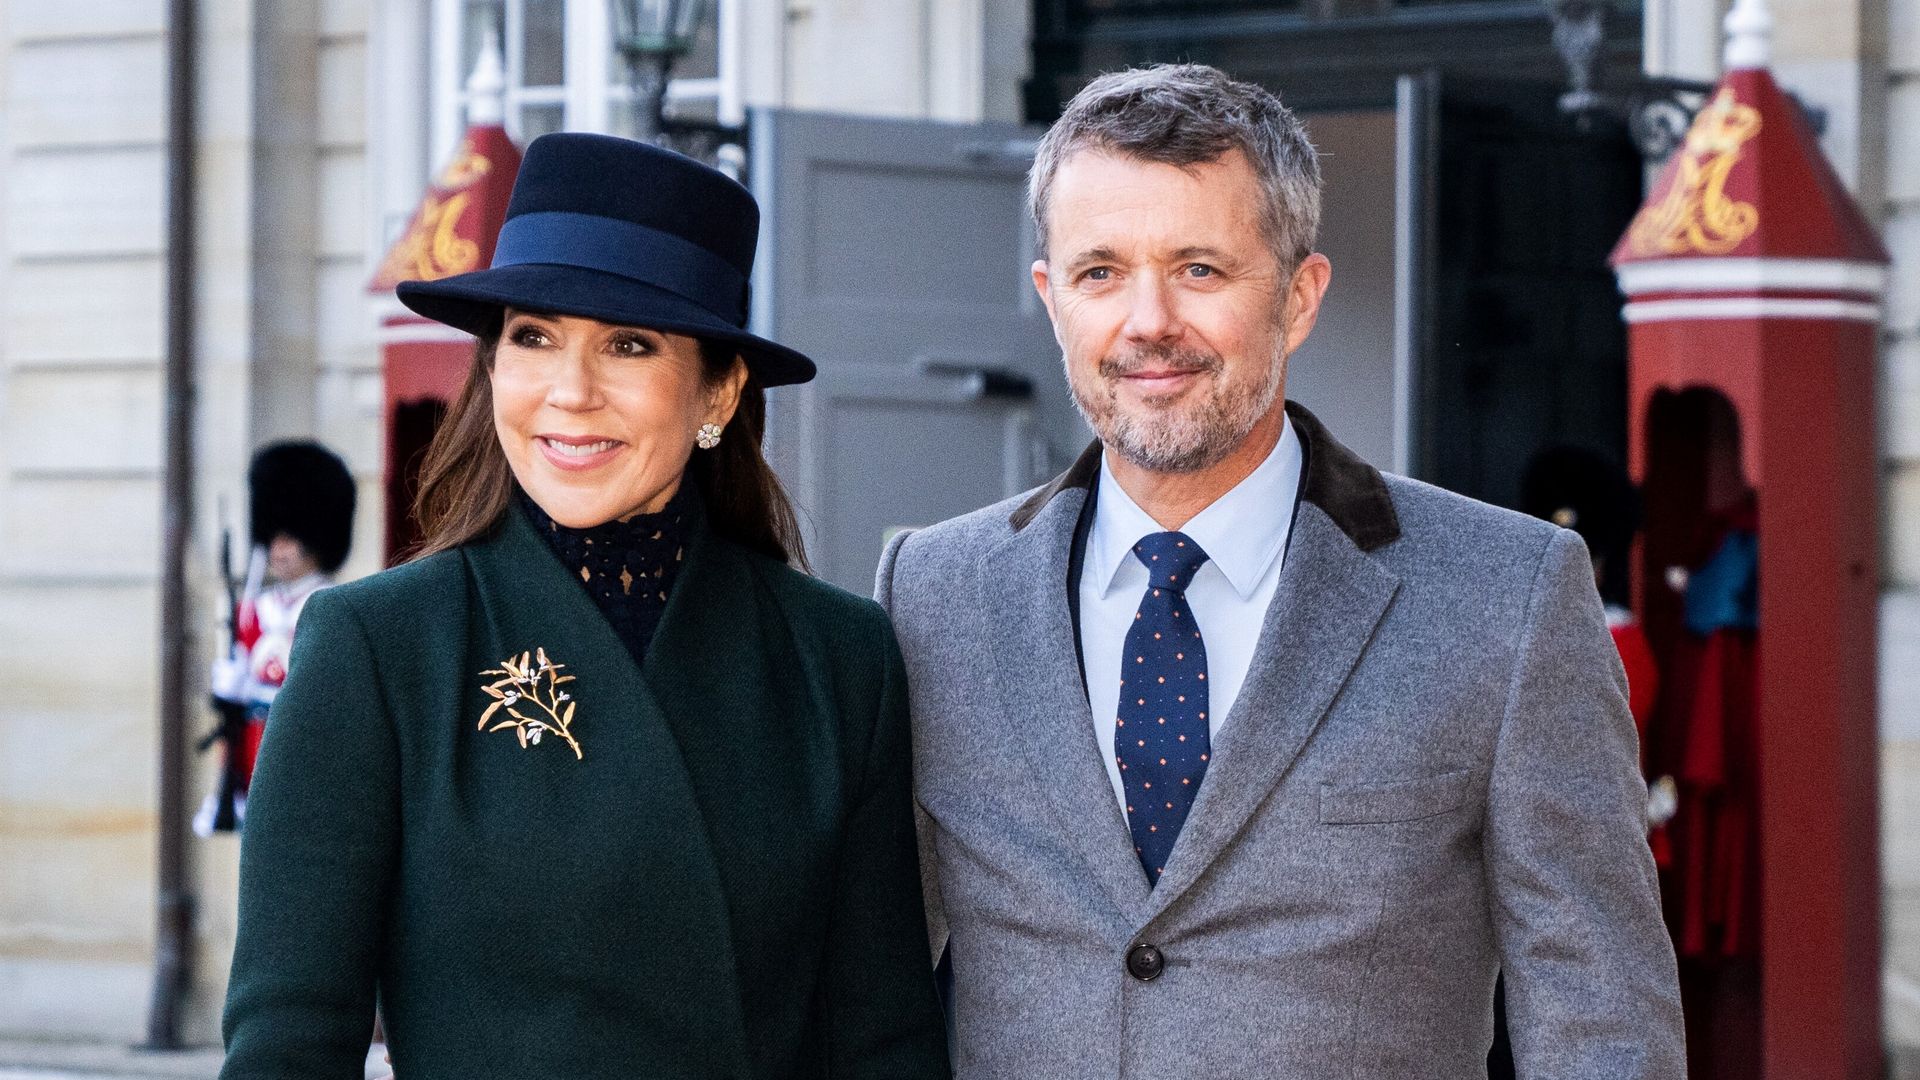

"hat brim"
[396,263,816,387]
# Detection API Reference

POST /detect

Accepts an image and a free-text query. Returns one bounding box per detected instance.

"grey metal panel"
[815,383,1036,583]
[1395,73,1440,479]
[1287,107,1401,473]
[750,108,1078,592]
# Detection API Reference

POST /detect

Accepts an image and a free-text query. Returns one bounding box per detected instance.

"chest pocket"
[1318,769,1472,825]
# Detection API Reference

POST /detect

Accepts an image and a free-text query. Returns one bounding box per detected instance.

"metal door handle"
[954,138,1039,167]
[913,359,1035,400]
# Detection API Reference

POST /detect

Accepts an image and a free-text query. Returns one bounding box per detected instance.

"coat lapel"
[980,486,1155,923]
[986,403,1402,926]
[637,511,813,913]
[1142,484,1402,919]
[641,511,772,763]
[462,505,754,1074]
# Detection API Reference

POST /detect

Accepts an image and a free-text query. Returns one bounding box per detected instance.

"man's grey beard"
[1067,344,1286,474]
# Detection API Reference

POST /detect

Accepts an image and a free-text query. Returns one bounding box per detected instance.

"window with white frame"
[430,0,737,164]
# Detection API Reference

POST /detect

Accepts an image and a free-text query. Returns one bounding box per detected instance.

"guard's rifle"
[195,499,260,833]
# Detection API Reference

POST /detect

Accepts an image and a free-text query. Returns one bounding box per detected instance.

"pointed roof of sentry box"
[369,25,524,293]
[1610,0,1887,267]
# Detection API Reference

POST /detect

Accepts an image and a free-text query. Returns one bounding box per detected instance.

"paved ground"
[0,1069,217,1079]
[0,1041,386,1080]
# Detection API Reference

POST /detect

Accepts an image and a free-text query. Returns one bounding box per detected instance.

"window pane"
[519,102,566,142]
[460,0,501,82]
[522,0,565,87]
[675,8,718,81]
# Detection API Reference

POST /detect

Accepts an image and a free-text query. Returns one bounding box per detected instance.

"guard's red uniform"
[1656,506,1762,960]
[1609,611,1669,866]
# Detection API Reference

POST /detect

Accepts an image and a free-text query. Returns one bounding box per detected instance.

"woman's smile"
[535,433,626,471]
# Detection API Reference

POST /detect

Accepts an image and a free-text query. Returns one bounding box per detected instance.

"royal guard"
[1520,447,1675,861]
[194,441,357,836]
[1660,481,1760,960]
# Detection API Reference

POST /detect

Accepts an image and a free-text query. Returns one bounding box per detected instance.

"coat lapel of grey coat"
[1143,498,1402,918]
[979,487,1155,922]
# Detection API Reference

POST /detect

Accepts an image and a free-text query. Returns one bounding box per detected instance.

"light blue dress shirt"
[1078,415,1304,811]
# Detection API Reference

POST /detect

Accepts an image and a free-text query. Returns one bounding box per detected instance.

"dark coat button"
[1126,943,1164,982]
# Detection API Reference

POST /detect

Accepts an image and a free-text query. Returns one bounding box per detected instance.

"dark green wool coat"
[219,503,949,1080]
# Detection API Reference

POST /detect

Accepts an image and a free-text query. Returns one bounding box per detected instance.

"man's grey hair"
[1028,64,1322,274]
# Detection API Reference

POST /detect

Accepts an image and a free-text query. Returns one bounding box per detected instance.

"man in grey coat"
[876,64,1685,1078]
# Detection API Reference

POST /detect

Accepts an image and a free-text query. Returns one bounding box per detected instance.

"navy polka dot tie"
[1115,531,1211,884]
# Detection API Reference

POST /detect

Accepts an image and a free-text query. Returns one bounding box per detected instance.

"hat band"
[492,211,748,324]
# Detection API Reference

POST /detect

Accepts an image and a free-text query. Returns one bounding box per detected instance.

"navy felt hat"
[397,132,815,387]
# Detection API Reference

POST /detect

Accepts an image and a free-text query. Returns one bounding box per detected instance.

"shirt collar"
[1087,413,1303,601]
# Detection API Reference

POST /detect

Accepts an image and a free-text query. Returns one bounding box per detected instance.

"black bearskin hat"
[249,441,356,573]
[1520,445,1639,601]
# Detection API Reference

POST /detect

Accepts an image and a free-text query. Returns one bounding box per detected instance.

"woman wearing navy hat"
[219,134,949,1079]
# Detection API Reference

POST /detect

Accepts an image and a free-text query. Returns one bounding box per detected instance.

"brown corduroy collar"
[1007,400,1400,553]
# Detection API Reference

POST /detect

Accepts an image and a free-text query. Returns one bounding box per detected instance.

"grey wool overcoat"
[876,402,1686,1079]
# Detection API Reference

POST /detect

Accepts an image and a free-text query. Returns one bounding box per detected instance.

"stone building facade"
[0,0,1026,1043]
[0,0,1912,1062]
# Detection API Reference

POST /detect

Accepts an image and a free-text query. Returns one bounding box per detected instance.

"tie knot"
[1132,531,1209,591]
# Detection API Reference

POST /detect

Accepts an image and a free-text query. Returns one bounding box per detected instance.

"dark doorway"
[384,397,449,565]
[1408,75,1642,506]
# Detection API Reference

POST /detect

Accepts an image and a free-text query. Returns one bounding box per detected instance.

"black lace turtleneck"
[518,483,693,667]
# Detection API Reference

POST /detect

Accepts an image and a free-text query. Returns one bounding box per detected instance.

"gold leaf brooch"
[478,648,583,759]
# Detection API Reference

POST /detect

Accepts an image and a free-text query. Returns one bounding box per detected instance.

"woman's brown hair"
[409,329,808,569]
